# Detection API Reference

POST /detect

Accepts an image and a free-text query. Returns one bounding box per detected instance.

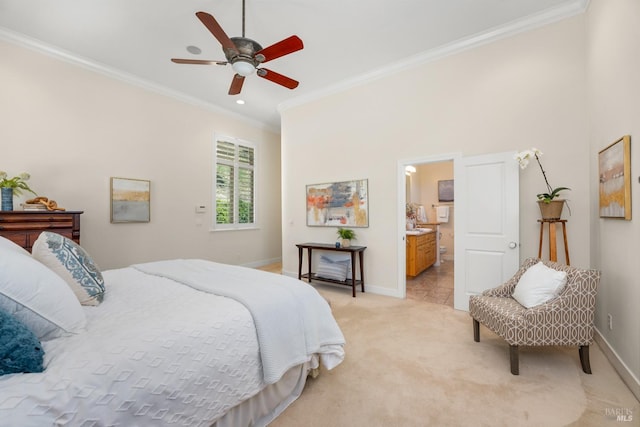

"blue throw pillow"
[0,309,45,375]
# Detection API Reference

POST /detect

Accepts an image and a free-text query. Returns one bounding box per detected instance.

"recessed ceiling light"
[236,99,245,105]
[186,45,201,55]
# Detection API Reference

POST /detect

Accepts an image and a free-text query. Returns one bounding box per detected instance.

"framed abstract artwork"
[110,177,151,223]
[598,135,631,220]
[306,179,368,227]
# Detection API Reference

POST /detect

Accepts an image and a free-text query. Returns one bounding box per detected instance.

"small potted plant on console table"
[337,228,356,248]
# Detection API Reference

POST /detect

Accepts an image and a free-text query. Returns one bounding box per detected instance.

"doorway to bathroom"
[399,150,520,311]
[404,159,455,307]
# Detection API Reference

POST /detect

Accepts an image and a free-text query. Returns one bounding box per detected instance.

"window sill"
[209,226,259,232]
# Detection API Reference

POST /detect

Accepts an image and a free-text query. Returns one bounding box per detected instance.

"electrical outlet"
[608,314,613,330]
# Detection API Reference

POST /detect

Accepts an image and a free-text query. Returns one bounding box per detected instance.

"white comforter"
[0,261,345,426]
[133,259,345,384]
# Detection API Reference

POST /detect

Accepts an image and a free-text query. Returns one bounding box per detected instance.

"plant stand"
[537,219,570,265]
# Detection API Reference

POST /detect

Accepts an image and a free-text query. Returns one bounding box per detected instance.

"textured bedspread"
[0,262,345,426]
[133,259,345,384]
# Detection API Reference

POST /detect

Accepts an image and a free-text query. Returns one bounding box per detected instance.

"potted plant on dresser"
[0,171,37,211]
[337,228,356,248]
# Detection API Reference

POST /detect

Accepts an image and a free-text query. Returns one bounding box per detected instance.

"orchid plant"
[514,148,570,203]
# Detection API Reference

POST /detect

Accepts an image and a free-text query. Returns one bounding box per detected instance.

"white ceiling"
[0,0,587,131]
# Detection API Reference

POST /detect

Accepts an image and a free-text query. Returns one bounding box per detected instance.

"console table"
[296,242,366,297]
[0,211,83,253]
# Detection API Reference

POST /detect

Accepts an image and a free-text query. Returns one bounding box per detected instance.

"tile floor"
[406,260,454,307]
[257,260,455,308]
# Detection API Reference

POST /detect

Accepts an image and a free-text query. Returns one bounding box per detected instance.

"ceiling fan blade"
[171,58,228,65]
[257,68,299,89]
[229,74,245,95]
[196,11,238,54]
[255,35,303,63]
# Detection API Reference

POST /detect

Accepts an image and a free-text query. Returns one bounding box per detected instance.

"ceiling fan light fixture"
[232,59,255,76]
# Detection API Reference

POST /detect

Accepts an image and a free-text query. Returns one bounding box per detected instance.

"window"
[214,135,257,229]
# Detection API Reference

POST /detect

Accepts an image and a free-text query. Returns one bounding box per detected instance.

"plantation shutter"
[215,137,256,227]
[237,144,255,224]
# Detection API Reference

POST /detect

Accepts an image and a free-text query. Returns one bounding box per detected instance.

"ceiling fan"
[171,0,304,95]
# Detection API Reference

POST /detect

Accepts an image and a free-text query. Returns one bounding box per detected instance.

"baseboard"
[594,328,640,402]
[242,257,282,269]
[283,270,403,298]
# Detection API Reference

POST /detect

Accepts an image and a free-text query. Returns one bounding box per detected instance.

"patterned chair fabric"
[469,257,600,375]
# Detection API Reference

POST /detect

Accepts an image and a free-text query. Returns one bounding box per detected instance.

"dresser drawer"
[0,211,83,252]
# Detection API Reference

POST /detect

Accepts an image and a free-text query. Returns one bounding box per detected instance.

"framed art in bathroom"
[110,177,151,223]
[438,179,454,202]
[598,135,631,220]
[306,179,368,227]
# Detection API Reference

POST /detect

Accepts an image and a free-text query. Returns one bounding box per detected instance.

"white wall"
[587,0,640,397]
[281,16,589,296]
[0,40,282,269]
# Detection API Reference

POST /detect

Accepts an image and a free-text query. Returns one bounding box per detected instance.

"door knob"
[509,242,517,249]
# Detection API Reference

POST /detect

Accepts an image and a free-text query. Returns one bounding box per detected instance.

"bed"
[0,233,345,426]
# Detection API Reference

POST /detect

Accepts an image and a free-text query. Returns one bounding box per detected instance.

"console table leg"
[297,247,303,280]
[359,251,365,293]
[350,253,356,298]
[307,248,313,283]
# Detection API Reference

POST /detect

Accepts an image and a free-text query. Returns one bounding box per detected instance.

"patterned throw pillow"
[0,308,44,376]
[32,232,105,306]
[316,255,349,281]
[320,253,353,279]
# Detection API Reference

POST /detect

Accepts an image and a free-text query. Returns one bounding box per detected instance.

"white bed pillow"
[316,255,349,281]
[512,262,567,308]
[32,232,105,306]
[0,249,87,340]
[0,235,31,257]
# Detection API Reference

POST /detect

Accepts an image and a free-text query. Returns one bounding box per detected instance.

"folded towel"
[437,205,449,223]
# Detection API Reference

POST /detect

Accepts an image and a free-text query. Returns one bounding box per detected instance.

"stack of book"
[21,203,47,211]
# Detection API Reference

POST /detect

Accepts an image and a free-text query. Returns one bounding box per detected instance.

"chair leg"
[579,345,592,374]
[510,345,519,375]
[473,319,480,342]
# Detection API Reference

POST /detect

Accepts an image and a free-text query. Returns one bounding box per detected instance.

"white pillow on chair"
[512,261,567,308]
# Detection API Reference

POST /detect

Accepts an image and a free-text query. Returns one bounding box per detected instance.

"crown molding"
[278,0,590,114]
[0,27,279,134]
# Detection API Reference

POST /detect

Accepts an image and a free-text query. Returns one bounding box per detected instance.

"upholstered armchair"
[469,258,600,375]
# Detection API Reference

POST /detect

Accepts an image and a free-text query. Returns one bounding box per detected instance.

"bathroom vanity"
[406,228,437,277]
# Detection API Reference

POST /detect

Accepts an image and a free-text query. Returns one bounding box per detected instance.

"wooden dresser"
[406,231,437,277]
[0,211,83,253]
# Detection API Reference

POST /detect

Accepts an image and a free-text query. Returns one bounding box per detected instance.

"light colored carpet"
[270,284,639,427]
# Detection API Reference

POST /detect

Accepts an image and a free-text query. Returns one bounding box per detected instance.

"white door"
[453,151,519,311]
